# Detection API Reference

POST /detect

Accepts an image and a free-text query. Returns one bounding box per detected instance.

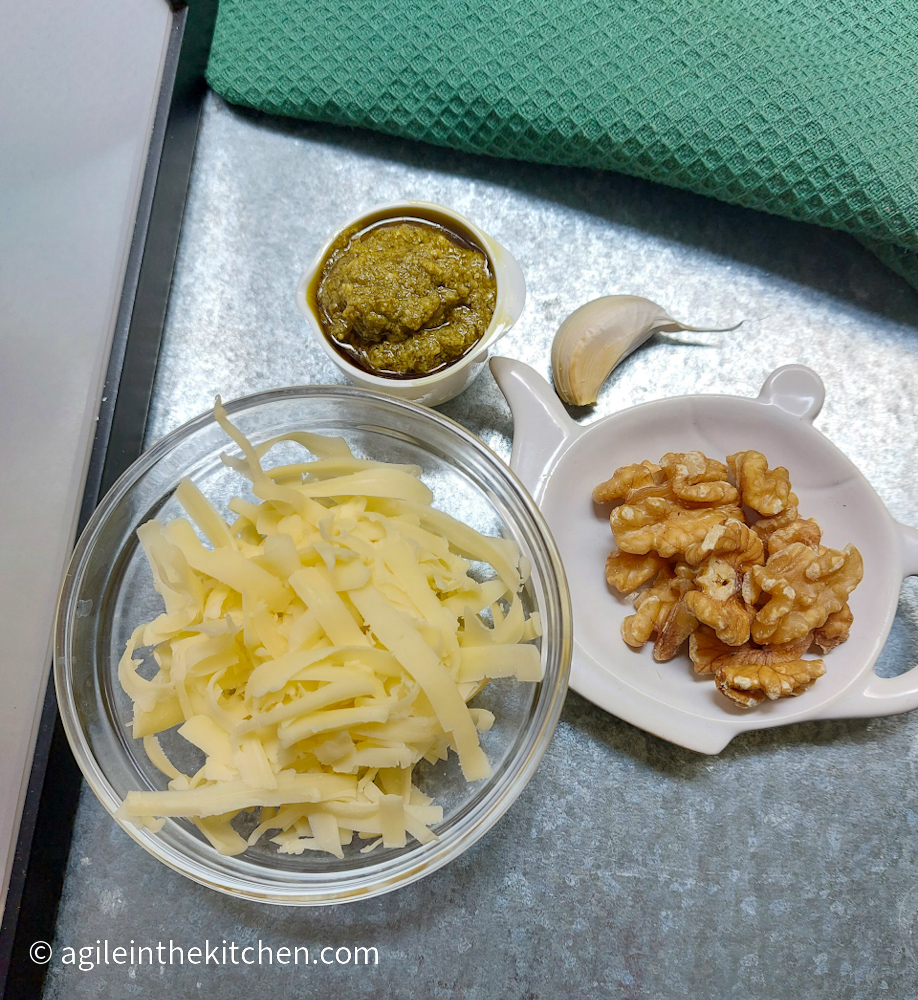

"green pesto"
[316,221,496,376]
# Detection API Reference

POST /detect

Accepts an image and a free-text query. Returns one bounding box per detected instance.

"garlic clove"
[550,295,740,406]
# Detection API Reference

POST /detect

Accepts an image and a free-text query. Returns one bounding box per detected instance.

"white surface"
[0,0,172,914]
[296,200,527,406]
[492,357,918,753]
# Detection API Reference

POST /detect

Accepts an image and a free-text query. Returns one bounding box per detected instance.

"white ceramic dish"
[491,357,918,754]
[296,201,526,407]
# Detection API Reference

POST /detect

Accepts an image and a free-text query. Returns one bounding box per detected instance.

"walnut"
[684,589,753,646]
[749,542,863,644]
[683,519,764,569]
[614,505,742,559]
[659,451,739,506]
[661,452,728,477]
[593,461,661,504]
[688,626,732,674]
[653,598,699,662]
[621,568,692,647]
[712,635,824,707]
[741,570,761,606]
[750,499,800,543]
[767,518,822,554]
[727,450,794,516]
[604,550,668,593]
[597,448,861,712]
[813,604,853,652]
[694,556,740,602]
[609,495,684,539]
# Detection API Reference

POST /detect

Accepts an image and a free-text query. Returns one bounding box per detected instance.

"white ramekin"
[296,201,526,406]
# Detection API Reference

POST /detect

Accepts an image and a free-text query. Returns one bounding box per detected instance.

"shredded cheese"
[116,401,543,856]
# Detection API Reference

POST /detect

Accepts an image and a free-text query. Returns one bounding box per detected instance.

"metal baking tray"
[6,0,918,994]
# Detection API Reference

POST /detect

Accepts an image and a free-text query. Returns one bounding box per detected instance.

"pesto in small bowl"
[313,213,496,378]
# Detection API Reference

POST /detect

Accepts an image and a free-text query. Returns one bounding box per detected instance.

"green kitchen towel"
[206,0,918,288]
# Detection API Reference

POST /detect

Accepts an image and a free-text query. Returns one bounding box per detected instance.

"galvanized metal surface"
[44,92,918,999]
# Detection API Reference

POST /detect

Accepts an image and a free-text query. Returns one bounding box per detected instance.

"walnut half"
[713,638,825,707]
[749,542,863,644]
[605,550,668,594]
[727,450,793,516]
[621,568,693,648]
[813,604,854,652]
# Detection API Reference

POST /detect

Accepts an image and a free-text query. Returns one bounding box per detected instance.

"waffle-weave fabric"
[206,0,918,287]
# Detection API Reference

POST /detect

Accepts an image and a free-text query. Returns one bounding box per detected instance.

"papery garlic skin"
[550,295,739,405]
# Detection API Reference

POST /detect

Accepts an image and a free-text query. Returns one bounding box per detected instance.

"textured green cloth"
[207,0,918,288]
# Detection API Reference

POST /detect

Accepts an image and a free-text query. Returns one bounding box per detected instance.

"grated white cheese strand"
[116,403,543,857]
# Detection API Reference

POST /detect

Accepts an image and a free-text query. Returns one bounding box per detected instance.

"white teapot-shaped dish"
[490,357,918,754]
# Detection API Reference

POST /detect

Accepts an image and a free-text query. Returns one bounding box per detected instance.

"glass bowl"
[54,387,571,905]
